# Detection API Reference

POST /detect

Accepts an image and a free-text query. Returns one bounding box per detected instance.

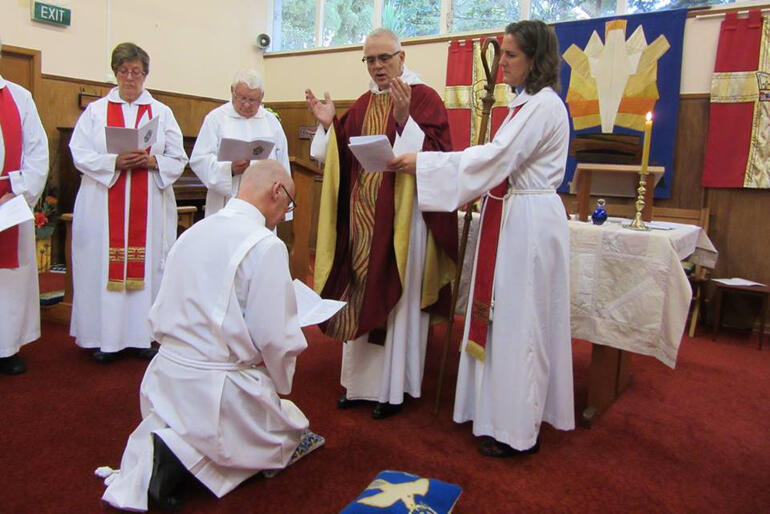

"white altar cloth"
[456,214,718,368]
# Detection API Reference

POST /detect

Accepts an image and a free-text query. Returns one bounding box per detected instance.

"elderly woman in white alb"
[69,42,187,363]
[389,20,575,457]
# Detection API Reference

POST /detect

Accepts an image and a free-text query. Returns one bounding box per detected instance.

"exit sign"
[31,2,71,27]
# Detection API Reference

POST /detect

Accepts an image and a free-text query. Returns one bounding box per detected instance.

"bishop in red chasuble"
[307,29,457,418]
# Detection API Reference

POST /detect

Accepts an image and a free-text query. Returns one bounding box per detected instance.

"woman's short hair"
[505,20,560,95]
[111,42,150,75]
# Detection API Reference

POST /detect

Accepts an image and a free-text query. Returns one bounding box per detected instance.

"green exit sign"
[31,2,71,27]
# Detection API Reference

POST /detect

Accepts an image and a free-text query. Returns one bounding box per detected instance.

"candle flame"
[646,112,652,122]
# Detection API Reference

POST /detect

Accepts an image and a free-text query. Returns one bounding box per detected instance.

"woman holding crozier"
[388,20,574,457]
[69,42,187,363]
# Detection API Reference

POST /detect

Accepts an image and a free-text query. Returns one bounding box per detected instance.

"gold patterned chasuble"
[326,94,392,340]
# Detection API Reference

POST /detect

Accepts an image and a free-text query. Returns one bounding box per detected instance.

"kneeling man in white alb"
[95,160,323,511]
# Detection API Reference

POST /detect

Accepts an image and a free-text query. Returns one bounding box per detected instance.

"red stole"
[466,104,523,362]
[0,85,23,269]
[106,101,152,291]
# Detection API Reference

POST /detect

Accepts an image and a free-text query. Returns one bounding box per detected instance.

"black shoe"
[134,347,158,360]
[0,354,26,375]
[479,438,540,458]
[337,395,369,409]
[148,434,189,511]
[92,350,123,364]
[371,402,403,420]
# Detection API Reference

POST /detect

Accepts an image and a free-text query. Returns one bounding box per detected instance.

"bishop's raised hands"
[305,89,336,130]
[389,77,411,126]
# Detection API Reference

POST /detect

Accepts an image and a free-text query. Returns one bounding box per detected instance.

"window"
[451,0,520,33]
[323,0,374,46]
[272,0,316,51]
[532,0,617,23]
[269,0,739,52]
[382,0,441,38]
[627,0,734,14]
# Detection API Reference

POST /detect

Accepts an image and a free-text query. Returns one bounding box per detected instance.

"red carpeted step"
[2,322,769,512]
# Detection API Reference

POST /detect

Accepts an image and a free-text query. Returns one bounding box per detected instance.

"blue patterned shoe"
[263,430,325,478]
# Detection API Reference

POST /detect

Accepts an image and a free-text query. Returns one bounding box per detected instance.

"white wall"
[1,0,271,99]
[680,16,721,94]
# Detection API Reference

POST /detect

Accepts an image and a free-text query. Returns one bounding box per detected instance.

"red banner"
[444,36,509,150]
[702,10,765,188]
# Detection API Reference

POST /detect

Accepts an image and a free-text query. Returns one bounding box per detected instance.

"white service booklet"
[712,278,767,287]
[217,137,275,162]
[105,115,160,154]
[0,195,33,232]
[292,279,346,328]
[348,135,394,172]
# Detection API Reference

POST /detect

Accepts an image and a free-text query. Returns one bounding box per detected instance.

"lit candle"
[640,111,653,175]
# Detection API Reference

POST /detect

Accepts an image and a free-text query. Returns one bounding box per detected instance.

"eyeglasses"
[279,183,296,212]
[233,95,262,105]
[116,68,146,78]
[362,51,401,65]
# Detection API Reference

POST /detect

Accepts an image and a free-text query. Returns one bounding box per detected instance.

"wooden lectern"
[288,156,323,281]
[572,163,665,222]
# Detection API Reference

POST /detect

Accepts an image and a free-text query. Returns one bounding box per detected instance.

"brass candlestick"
[626,172,650,230]
[626,111,653,231]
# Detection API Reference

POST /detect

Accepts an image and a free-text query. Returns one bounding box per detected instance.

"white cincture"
[159,342,263,371]
[487,187,556,201]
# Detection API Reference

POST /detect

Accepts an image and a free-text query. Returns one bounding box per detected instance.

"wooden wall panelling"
[36,75,225,262]
[267,100,354,161]
[707,188,770,286]
[38,75,226,187]
[288,157,323,280]
[267,100,352,253]
[673,96,770,330]
[665,96,709,210]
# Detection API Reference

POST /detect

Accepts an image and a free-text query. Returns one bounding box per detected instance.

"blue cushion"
[341,470,462,514]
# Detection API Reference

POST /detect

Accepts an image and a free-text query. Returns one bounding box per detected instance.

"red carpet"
[2,321,769,513]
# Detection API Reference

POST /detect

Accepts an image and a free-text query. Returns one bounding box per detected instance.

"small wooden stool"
[711,280,770,349]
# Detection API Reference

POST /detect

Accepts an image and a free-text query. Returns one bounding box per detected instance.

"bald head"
[237,159,294,229]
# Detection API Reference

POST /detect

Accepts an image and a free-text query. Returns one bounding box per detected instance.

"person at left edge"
[0,34,50,376]
[190,68,291,219]
[69,42,188,363]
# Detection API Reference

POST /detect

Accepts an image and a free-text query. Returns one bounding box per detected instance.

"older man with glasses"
[191,69,291,218]
[304,28,457,419]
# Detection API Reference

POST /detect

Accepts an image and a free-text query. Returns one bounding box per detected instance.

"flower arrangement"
[34,187,58,240]
[264,105,281,121]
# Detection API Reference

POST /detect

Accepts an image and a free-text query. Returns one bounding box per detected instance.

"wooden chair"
[660,208,712,337]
